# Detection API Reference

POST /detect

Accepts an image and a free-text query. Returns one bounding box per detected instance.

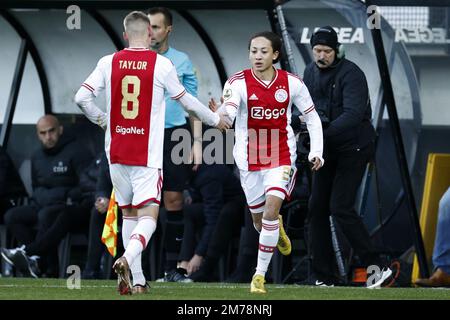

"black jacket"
[78,153,105,205]
[303,58,376,152]
[31,134,92,207]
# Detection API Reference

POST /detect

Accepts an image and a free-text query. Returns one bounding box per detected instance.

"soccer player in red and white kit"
[75,11,231,295]
[212,31,324,293]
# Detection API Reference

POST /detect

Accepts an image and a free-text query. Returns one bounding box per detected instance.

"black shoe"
[164,268,193,283]
[12,250,40,278]
[295,279,335,287]
[1,246,25,266]
[295,274,337,287]
[313,279,335,287]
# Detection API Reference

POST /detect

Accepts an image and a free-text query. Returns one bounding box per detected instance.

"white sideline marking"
[0,283,298,290]
[0,284,116,288]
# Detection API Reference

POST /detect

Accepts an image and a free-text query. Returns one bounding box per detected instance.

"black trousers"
[308,143,378,280]
[84,207,106,274]
[178,203,203,262]
[84,206,124,276]
[25,201,91,256]
[4,204,66,246]
[206,196,246,259]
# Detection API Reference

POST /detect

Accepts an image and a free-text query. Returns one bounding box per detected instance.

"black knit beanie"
[310,26,339,51]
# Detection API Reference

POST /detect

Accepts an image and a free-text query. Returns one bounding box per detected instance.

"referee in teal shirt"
[148,7,200,282]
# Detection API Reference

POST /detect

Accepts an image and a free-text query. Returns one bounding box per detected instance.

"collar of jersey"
[125,47,150,51]
[251,67,278,89]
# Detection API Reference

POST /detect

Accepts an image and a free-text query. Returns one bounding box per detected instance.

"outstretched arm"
[176,92,231,130]
[165,65,231,130]
[207,80,240,128]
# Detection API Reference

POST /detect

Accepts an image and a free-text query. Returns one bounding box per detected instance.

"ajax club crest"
[274,88,288,103]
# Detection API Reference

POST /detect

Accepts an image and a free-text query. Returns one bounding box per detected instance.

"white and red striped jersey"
[222,68,323,171]
[75,48,218,168]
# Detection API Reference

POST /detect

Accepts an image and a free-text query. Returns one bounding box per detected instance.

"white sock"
[123,216,156,270]
[255,218,279,277]
[121,216,137,249]
[122,216,145,286]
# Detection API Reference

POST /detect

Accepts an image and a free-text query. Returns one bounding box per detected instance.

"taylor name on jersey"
[118,59,148,70]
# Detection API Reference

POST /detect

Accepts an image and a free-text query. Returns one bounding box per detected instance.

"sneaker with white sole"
[12,250,40,278]
[1,245,25,266]
[162,269,193,283]
[315,279,335,287]
[367,267,393,289]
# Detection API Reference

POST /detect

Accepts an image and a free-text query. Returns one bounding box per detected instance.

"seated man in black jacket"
[1,115,92,277]
[2,154,100,278]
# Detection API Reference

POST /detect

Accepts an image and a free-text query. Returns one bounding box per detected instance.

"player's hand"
[187,254,204,275]
[95,197,109,213]
[208,97,224,112]
[209,98,219,112]
[310,157,323,171]
[216,113,232,131]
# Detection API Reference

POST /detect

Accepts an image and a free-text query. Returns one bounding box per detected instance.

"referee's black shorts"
[162,124,192,192]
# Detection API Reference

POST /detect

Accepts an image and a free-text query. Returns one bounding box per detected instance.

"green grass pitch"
[0,278,449,300]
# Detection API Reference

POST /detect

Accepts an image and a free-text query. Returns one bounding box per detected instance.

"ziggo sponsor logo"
[115,125,145,135]
[250,106,286,120]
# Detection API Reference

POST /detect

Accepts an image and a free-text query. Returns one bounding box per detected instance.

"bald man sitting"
[1,115,92,278]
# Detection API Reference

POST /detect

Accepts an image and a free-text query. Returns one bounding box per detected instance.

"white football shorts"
[240,165,297,214]
[109,164,163,209]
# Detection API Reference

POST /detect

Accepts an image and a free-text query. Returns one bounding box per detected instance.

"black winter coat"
[78,153,105,205]
[303,58,376,152]
[31,134,92,207]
